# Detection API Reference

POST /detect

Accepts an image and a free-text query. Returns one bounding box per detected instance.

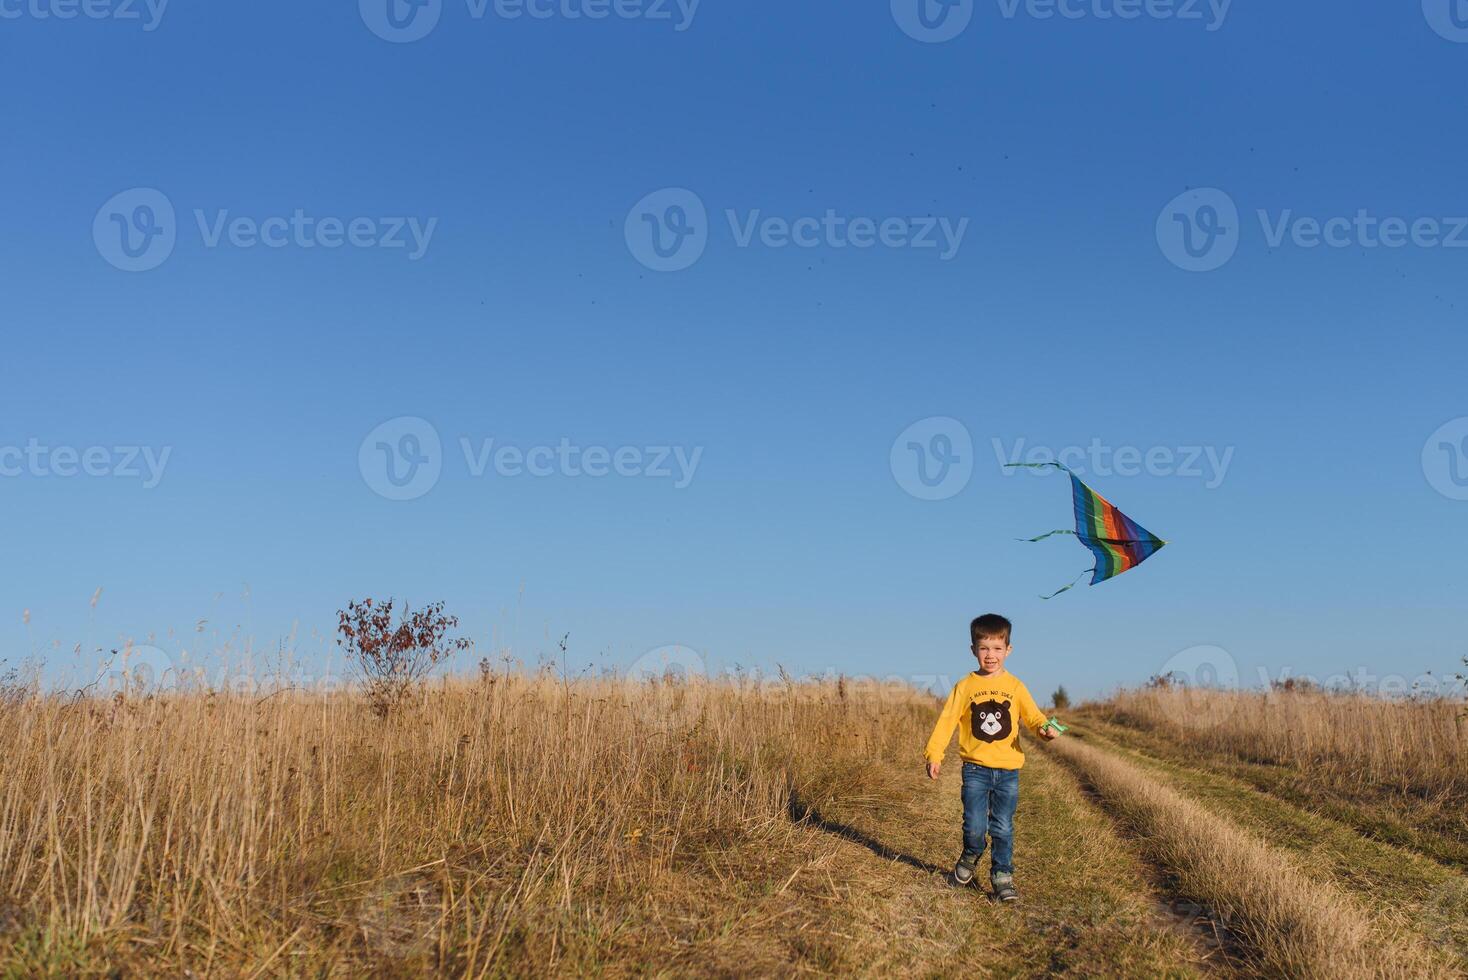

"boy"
[923,613,1059,902]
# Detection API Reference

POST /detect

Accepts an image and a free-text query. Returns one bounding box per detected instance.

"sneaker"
[991,871,1018,902]
[951,852,979,888]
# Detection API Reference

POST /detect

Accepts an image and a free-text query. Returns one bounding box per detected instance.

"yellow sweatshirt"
[923,670,1049,769]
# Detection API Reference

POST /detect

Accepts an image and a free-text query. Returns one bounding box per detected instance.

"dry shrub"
[337,597,472,717]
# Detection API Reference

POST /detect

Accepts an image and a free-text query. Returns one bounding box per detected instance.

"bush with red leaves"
[336,598,471,717]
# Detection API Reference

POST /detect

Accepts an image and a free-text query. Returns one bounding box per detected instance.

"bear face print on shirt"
[970,698,1012,743]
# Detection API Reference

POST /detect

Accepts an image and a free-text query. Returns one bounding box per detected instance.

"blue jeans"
[961,762,1019,875]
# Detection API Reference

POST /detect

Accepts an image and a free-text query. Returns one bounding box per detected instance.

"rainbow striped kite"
[1005,462,1168,598]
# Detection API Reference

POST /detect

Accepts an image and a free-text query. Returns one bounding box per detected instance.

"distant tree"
[337,598,470,717]
[1051,685,1071,711]
[1270,676,1322,694]
[1458,656,1467,720]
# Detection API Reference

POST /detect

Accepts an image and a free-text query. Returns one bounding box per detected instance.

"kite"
[1004,462,1168,598]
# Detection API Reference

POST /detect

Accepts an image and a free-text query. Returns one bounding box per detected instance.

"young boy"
[923,613,1059,902]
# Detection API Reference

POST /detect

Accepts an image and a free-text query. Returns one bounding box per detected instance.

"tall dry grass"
[0,667,933,975]
[1095,685,1467,802]
[1047,736,1448,979]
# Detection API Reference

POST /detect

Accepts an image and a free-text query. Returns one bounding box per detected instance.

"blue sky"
[3,0,1467,701]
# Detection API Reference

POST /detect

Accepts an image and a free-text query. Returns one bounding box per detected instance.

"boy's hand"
[1040,726,1059,740]
[926,760,940,780]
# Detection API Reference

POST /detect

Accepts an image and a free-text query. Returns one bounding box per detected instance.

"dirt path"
[1076,712,1468,869]
[578,720,1463,978]
[667,745,1223,977]
[1066,719,1468,976]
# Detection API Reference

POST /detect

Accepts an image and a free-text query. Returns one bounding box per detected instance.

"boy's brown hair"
[970,613,1012,645]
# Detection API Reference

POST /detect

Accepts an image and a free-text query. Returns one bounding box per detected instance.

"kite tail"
[1003,461,1074,475]
[1016,529,1076,543]
[1040,566,1095,600]
[1012,527,1088,595]
[1012,521,1083,593]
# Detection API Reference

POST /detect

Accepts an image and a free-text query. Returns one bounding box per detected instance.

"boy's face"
[971,634,1011,674]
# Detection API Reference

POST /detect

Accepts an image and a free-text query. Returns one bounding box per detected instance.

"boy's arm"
[1015,681,1052,736]
[923,683,965,764]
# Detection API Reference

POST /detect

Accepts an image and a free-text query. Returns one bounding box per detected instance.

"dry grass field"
[0,667,1463,977]
[1095,683,1467,802]
[1085,684,1468,868]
